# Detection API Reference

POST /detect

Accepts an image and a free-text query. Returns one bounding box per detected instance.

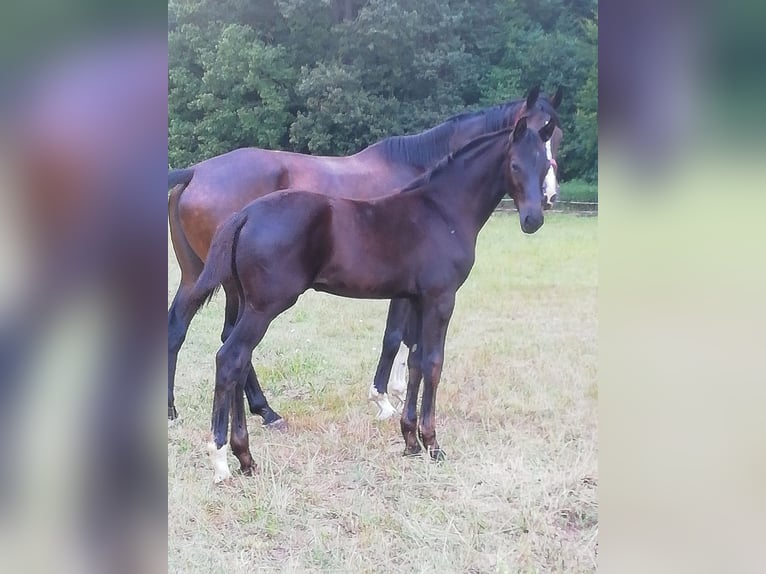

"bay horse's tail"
[168,168,195,191]
[186,210,249,316]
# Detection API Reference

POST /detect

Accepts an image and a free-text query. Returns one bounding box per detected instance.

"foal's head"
[505,116,557,234]
[513,86,563,211]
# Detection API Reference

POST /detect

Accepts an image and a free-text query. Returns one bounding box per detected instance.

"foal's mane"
[374,100,523,168]
[397,127,515,194]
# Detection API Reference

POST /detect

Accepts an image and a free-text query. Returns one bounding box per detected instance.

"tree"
[289,62,400,154]
[483,0,598,181]
[168,0,598,182]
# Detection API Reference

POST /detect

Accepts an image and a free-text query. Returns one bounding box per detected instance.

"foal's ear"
[525,85,540,109]
[512,116,528,142]
[539,118,556,143]
[550,86,563,109]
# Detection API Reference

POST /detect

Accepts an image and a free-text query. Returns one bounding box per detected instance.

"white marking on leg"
[368,384,397,420]
[388,343,408,409]
[207,440,232,484]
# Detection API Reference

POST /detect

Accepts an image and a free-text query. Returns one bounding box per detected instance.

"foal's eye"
[511,163,521,173]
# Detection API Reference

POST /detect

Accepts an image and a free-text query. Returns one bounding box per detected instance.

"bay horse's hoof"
[428,447,446,462]
[262,417,289,432]
[168,406,178,421]
[402,444,422,457]
[368,385,397,420]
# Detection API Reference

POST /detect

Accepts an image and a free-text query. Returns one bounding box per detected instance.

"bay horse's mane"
[374,96,559,169]
[374,101,521,167]
[397,126,515,194]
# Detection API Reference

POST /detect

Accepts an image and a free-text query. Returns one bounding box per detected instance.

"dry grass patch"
[169,213,597,573]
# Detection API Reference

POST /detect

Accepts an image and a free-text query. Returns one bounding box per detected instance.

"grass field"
[168,212,598,573]
[558,180,598,203]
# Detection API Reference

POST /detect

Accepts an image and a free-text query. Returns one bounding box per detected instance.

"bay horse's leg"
[168,284,193,421]
[220,283,284,428]
[209,305,273,484]
[369,298,411,420]
[417,294,456,461]
[168,188,203,421]
[400,304,424,456]
[243,367,285,428]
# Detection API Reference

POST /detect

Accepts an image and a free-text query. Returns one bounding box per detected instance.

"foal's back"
[235,188,453,302]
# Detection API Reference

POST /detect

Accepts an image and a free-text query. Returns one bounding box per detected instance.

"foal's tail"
[186,211,249,316]
[168,168,194,192]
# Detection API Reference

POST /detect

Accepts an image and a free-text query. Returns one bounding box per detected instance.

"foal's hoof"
[402,444,422,457]
[428,447,446,462]
[238,464,256,477]
[168,406,178,421]
[262,417,289,432]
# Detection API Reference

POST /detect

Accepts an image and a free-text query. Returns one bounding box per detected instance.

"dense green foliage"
[169,0,597,182]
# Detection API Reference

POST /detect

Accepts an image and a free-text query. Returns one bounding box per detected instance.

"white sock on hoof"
[206,440,232,484]
[368,384,397,420]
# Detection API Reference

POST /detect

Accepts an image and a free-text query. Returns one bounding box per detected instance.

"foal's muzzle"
[521,211,544,234]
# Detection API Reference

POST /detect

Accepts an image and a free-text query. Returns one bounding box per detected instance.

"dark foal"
[168,86,563,423]
[187,117,555,482]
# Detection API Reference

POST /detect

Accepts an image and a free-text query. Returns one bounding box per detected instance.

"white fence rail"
[497,198,598,214]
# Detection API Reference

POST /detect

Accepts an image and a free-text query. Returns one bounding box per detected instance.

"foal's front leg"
[208,306,271,483]
[400,306,423,456]
[418,294,455,461]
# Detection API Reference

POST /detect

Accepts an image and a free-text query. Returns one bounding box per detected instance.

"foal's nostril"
[522,212,543,234]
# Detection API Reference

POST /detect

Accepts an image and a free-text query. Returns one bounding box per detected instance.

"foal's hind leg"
[229,382,255,476]
[209,306,276,483]
[369,299,411,419]
[221,283,284,428]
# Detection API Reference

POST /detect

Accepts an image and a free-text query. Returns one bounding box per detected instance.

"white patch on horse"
[207,439,232,484]
[543,140,558,205]
[388,343,408,408]
[368,385,397,420]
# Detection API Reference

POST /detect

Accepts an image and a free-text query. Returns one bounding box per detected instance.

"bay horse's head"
[505,116,557,234]
[512,86,563,210]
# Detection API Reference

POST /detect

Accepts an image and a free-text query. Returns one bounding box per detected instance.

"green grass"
[168,212,598,573]
[558,179,598,203]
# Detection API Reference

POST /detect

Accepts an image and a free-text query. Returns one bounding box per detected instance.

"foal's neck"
[421,132,509,239]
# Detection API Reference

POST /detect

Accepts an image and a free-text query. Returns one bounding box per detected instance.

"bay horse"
[168,87,562,424]
[187,117,556,482]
